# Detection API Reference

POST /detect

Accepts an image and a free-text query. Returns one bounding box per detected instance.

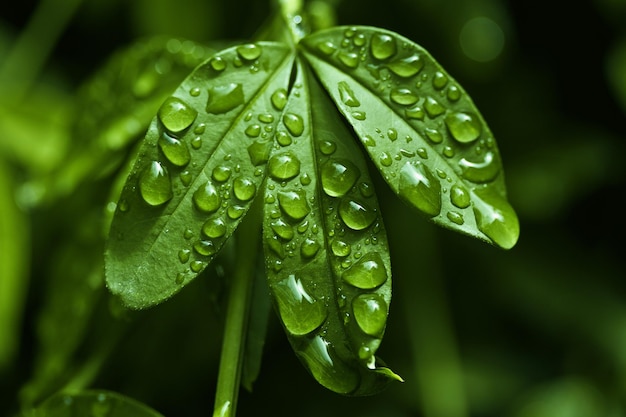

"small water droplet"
[432,71,449,89]
[202,217,227,238]
[178,249,190,263]
[424,128,443,144]
[398,161,441,216]
[158,132,191,167]
[212,165,232,182]
[247,140,272,166]
[370,33,397,60]
[447,85,461,101]
[445,111,482,143]
[301,238,321,258]
[184,228,194,239]
[338,51,359,68]
[210,56,226,71]
[278,190,310,221]
[447,211,465,225]
[206,83,244,114]
[190,136,202,149]
[443,146,455,158]
[405,105,425,120]
[118,199,130,212]
[273,274,327,336]
[276,131,292,147]
[379,152,393,166]
[283,113,305,137]
[317,40,337,55]
[158,97,197,134]
[189,87,201,97]
[424,96,445,118]
[351,111,366,120]
[194,123,206,134]
[271,218,295,240]
[233,177,256,201]
[300,172,312,186]
[193,181,221,213]
[359,182,374,198]
[271,88,288,111]
[362,135,376,147]
[319,140,337,155]
[354,33,366,46]
[343,252,387,289]
[190,260,205,272]
[268,152,301,180]
[338,81,360,107]
[353,293,388,337]
[416,148,428,159]
[331,239,351,257]
[390,88,419,106]
[321,159,360,197]
[245,124,261,138]
[339,199,377,230]
[194,239,216,256]
[139,161,173,206]
[227,204,245,219]
[387,55,424,77]
[176,273,185,284]
[236,43,262,61]
[258,113,274,123]
[450,184,471,208]
[387,128,398,141]
[459,151,500,183]
[472,188,519,249]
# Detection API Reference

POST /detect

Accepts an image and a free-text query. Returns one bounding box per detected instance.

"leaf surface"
[300,26,519,249]
[106,42,294,308]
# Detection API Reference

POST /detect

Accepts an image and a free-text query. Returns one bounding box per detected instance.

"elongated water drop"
[283,113,304,136]
[459,151,500,183]
[206,83,244,114]
[342,252,387,289]
[370,33,397,60]
[278,190,310,221]
[158,132,190,167]
[390,88,419,106]
[158,97,197,134]
[236,43,262,60]
[472,188,519,249]
[387,55,424,78]
[271,88,288,111]
[321,159,360,197]
[268,152,301,180]
[139,161,173,206]
[338,81,360,107]
[338,51,359,68]
[445,111,482,143]
[339,199,377,230]
[450,184,471,208]
[247,140,272,166]
[273,274,327,336]
[398,161,441,216]
[353,294,388,337]
[424,96,445,118]
[193,181,221,213]
[271,218,295,241]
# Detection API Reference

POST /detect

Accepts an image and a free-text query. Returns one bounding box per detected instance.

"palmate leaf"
[262,60,400,395]
[300,26,519,249]
[106,42,294,308]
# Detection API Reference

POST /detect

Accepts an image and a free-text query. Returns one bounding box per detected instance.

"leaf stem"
[212,201,261,417]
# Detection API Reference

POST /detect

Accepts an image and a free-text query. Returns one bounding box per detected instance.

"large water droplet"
[390,88,419,106]
[233,177,256,201]
[158,97,197,134]
[206,83,244,114]
[247,139,272,166]
[432,71,449,89]
[338,51,359,68]
[398,161,441,216]
[194,239,216,256]
[472,188,519,249]
[212,165,232,182]
[459,151,500,183]
[352,293,388,337]
[268,152,301,180]
[202,217,227,238]
[338,81,360,107]
[445,111,482,143]
[321,159,360,197]
[387,55,424,78]
[139,161,173,206]
[301,238,321,258]
[339,199,377,230]
[450,184,471,208]
[370,33,397,60]
[342,252,387,289]
[271,88,288,111]
[158,132,191,167]
[283,113,305,137]
[193,180,221,213]
[278,190,310,221]
[331,239,351,257]
[424,96,445,118]
[236,43,262,61]
[273,274,327,336]
[271,218,295,241]
[424,128,443,144]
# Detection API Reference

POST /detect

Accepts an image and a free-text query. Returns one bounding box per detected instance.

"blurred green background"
[1,0,625,416]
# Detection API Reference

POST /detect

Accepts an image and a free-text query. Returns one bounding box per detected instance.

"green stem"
[212,203,261,417]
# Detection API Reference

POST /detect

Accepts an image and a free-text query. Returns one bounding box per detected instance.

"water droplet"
[432,71,449,89]
[189,87,201,97]
[331,239,351,257]
[416,148,428,159]
[194,123,206,134]
[319,140,337,155]
[247,140,272,166]
[139,161,173,206]
[268,152,301,180]
[447,211,464,225]
[245,124,261,138]
[447,85,461,101]
[190,136,202,149]
[300,172,312,186]
[301,238,321,258]
[390,88,419,106]
[387,128,398,141]
[443,146,455,158]
[212,165,232,182]
[472,188,519,249]
[276,131,292,146]
[387,55,424,78]
[338,81,360,107]
[194,239,216,256]
[118,199,130,212]
[362,135,376,147]
[424,128,443,144]
[271,88,288,111]
[298,335,359,394]
[227,204,245,219]
[233,177,256,201]
[370,33,397,60]
[184,228,194,239]
[343,252,387,289]
[351,111,366,120]
[271,218,294,240]
[424,96,445,118]
[359,182,374,198]
[354,33,366,46]
[178,249,190,263]
[459,151,500,183]
[278,190,310,221]
[210,56,226,71]
[445,111,482,143]
[158,97,197,135]
[317,41,337,55]
[176,273,185,284]
[202,217,227,238]
[158,132,191,167]
[339,199,377,230]
[283,113,304,137]
[321,159,360,197]
[338,51,359,68]
[206,83,244,114]
[273,274,326,336]
[398,161,441,216]
[190,260,205,272]
[258,113,274,123]
[236,43,262,61]
[353,293,388,337]
[379,152,393,167]
[193,181,221,213]
[450,184,471,208]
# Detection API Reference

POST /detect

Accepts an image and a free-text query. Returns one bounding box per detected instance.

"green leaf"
[262,60,400,395]
[26,390,165,417]
[106,42,295,309]
[300,26,519,249]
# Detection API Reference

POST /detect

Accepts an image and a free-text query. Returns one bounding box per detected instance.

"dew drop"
[362,135,376,147]
[184,228,194,240]
[390,88,419,106]
[424,96,445,118]
[245,124,261,138]
[190,260,205,272]
[447,211,465,225]
[459,151,500,183]
[339,199,377,230]
[202,217,227,238]
[193,181,221,213]
[352,111,366,120]
[387,55,424,78]
[445,111,482,143]
[416,148,428,159]
[212,165,232,182]
[276,131,292,146]
[331,239,351,257]
[139,161,173,206]
[278,190,310,221]
[319,140,336,155]
[472,188,519,249]
[189,87,201,97]
[271,218,295,241]
[447,85,461,101]
[387,128,398,141]
[233,177,256,201]
[271,88,288,111]
[450,184,471,208]
[370,33,397,60]
[317,41,337,55]
[353,293,388,337]
[247,140,272,166]
[236,43,262,61]
[405,105,425,120]
[194,239,216,256]
[299,335,359,394]
[191,136,202,149]
[206,83,244,114]
[273,274,327,336]
[268,152,301,180]
[320,159,360,197]
[178,249,190,263]
[158,132,191,167]
[176,273,185,284]
[301,238,321,258]
[227,204,245,219]
[343,252,387,289]
[398,161,442,216]
[300,172,312,186]
[359,182,374,198]
[424,128,443,144]
[443,146,455,158]
[283,113,305,137]
[194,123,206,134]
[379,152,393,167]
[338,51,359,68]
[118,199,130,212]
[338,81,360,107]
[158,97,198,134]
[432,71,449,89]
[209,56,226,71]
[258,113,274,123]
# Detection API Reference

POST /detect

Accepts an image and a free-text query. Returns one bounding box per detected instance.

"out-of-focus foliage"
[1,0,624,416]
